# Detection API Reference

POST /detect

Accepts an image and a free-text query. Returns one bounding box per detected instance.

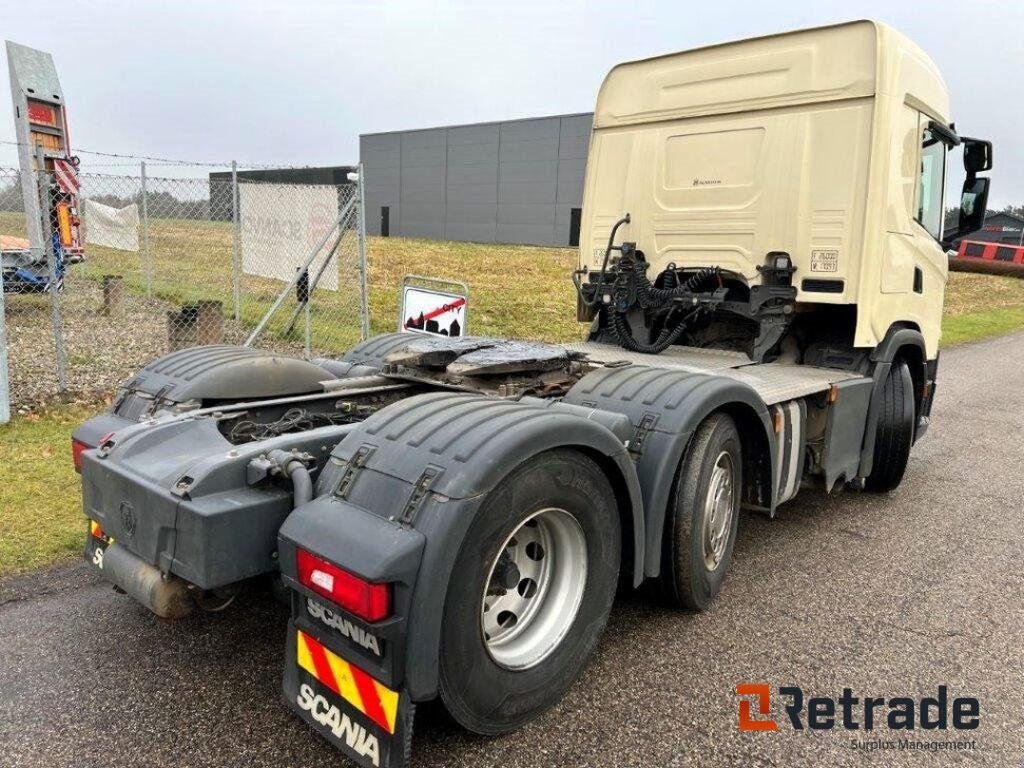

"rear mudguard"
[278,391,644,702]
[339,332,415,369]
[563,365,776,578]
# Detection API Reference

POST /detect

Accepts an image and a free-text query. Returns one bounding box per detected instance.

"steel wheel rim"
[702,451,735,570]
[481,507,588,670]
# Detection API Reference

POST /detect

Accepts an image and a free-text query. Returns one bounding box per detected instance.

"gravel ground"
[1,331,1022,767]
[4,277,307,411]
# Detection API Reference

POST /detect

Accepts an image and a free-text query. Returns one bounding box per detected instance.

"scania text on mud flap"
[73,20,993,767]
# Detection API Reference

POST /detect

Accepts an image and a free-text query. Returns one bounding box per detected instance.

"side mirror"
[963,138,992,173]
[958,176,990,235]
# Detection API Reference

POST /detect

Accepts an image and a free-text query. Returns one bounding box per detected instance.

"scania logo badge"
[120,501,136,537]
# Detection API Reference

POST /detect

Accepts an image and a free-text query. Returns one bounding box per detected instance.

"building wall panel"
[360,113,593,245]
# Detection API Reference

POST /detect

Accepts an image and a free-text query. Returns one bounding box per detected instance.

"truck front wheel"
[438,449,621,735]
[660,413,742,611]
[864,358,915,492]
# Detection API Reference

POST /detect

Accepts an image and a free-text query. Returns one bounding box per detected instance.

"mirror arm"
[928,120,961,147]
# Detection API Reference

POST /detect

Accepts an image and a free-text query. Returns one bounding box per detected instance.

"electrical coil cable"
[227,407,352,444]
[610,264,722,354]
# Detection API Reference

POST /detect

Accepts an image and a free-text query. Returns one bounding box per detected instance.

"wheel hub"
[488,551,522,593]
[481,508,588,670]
[702,451,735,570]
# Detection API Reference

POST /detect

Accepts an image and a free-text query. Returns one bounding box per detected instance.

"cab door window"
[916,126,946,240]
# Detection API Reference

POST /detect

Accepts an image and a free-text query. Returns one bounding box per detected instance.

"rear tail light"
[73,431,116,473]
[296,548,391,622]
[71,438,90,473]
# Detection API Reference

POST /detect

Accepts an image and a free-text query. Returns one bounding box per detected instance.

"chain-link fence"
[0,165,367,408]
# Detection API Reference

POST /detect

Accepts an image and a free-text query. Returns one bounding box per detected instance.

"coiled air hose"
[610,265,721,354]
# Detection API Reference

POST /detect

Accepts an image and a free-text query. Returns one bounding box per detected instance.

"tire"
[438,449,621,735]
[660,413,742,611]
[864,358,915,492]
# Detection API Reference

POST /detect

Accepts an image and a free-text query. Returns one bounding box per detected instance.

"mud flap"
[283,623,414,768]
[84,519,112,569]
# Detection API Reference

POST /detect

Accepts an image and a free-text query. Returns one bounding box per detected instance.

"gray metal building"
[360,113,593,247]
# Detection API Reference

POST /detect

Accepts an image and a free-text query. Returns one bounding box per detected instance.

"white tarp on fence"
[239,184,339,291]
[83,199,139,251]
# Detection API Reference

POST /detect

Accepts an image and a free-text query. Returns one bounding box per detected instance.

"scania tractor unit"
[73,21,992,768]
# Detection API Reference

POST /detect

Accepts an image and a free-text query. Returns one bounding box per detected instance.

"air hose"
[635,263,721,303]
[610,265,721,354]
[612,309,694,354]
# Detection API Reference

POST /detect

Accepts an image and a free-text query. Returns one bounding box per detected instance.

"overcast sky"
[3,0,1021,206]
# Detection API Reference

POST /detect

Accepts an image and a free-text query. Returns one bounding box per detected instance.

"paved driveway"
[2,332,1022,766]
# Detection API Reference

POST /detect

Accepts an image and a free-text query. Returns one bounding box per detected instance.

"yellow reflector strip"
[57,203,73,246]
[296,629,398,734]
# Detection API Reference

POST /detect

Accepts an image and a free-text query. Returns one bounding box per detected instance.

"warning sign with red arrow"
[400,285,468,337]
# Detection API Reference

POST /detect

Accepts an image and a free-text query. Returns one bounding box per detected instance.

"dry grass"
[1,215,1023,576]
[943,271,1024,315]
[3,210,1020,356]
[366,237,581,341]
[942,272,1024,345]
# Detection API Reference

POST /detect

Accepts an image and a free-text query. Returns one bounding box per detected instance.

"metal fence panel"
[1,165,61,408]
[0,166,368,408]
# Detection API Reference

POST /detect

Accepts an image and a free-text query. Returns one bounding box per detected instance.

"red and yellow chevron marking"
[296,629,398,734]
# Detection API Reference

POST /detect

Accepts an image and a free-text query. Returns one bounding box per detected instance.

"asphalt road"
[2,332,1022,767]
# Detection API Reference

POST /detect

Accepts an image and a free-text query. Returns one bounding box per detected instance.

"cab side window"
[917,126,946,240]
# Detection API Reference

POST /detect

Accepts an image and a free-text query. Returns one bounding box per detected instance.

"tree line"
[0,178,216,220]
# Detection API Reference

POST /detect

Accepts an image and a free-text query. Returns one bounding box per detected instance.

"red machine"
[951,239,1024,278]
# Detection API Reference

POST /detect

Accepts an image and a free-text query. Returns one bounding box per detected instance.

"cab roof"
[594,20,949,129]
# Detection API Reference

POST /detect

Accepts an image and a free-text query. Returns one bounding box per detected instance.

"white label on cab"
[810,249,839,273]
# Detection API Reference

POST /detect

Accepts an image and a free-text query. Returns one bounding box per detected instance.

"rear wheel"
[660,413,742,611]
[438,449,620,735]
[864,358,915,492]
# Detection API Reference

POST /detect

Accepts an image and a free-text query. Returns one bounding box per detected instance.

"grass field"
[0,404,96,573]
[2,211,1023,576]
[2,210,1022,351]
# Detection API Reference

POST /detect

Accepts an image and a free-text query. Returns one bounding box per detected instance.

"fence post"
[36,147,68,392]
[231,160,241,321]
[141,160,152,297]
[0,265,9,423]
[304,299,311,359]
[356,164,369,340]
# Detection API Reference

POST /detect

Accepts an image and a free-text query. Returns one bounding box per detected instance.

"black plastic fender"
[870,324,926,365]
[123,344,336,402]
[296,391,644,701]
[339,332,416,369]
[563,365,776,578]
